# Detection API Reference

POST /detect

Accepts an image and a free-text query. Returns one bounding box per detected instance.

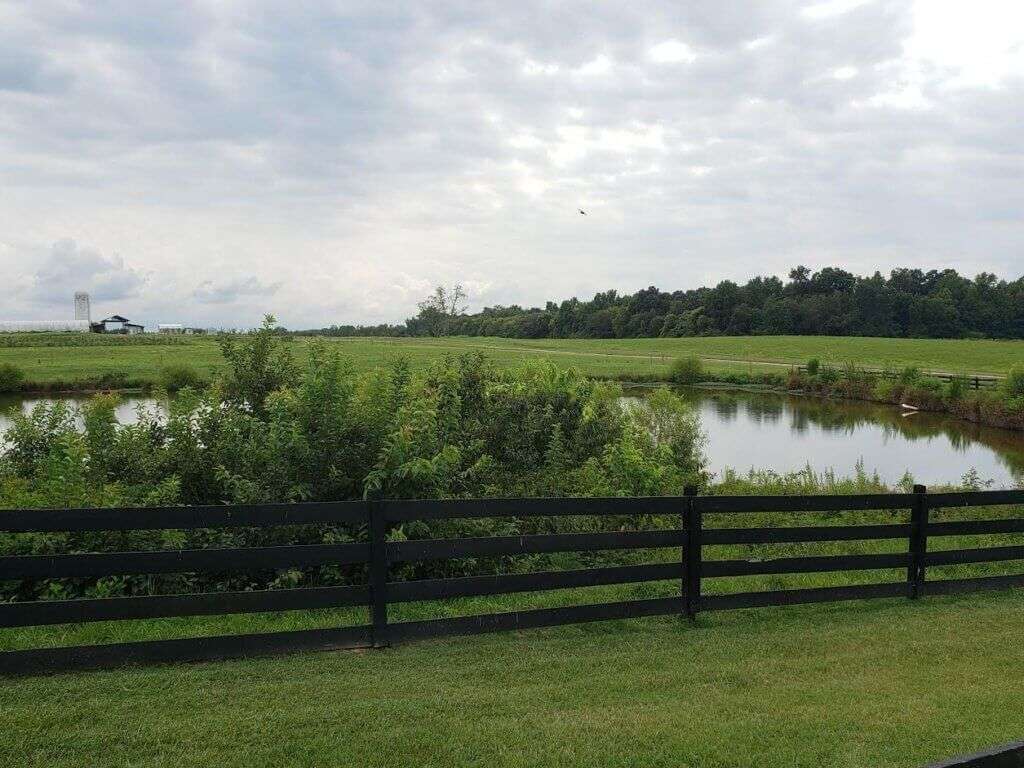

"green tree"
[217,314,297,415]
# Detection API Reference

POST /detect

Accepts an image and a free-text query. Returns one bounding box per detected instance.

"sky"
[1,1,1023,329]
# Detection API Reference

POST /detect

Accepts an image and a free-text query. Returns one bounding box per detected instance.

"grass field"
[2,334,1023,391]
[3,591,1024,768]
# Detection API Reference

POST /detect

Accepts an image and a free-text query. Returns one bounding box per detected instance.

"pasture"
[2,333,1023,391]
[3,591,1024,768]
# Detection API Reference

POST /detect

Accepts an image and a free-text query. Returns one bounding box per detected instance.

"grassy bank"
[2,334,1024,393]
[3,590,1024,768]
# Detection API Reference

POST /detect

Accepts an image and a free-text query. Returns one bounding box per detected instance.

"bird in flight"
[579,209,587,215]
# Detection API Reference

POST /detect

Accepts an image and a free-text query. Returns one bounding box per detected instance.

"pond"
[2,388,1023,489]
[0,393,161,436]
[624,386,1024,489]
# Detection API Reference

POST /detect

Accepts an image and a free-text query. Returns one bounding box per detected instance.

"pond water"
[2,389,1023,489]
[0,393,162,435]
[625,386,1024,489]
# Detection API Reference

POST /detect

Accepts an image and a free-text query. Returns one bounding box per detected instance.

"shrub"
[159,363,204,392]
[0,352,709,600]
[898,366,921,386]
[873,378,901,403]
[1004,365,1024,398]
[805,358,820,376]
[0,363,24,393]
[93,371,132,390]
[669,356,704,385]
[946,377,965,400]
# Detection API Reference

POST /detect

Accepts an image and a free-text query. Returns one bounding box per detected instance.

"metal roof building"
[0,320,93,333]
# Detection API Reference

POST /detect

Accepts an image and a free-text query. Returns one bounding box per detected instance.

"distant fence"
[796,365,1001,389]
[2,487,1024,675]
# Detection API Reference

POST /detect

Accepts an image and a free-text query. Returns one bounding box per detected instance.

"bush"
[898,366,921,386]
[946,377,965,400]
[873,378,901,403]
[0,363,24,393]
[159,363,204,392]
[669,356,704,385]
[0,351,709,600]
[805,358,820,376]
[1004,365,1024,398]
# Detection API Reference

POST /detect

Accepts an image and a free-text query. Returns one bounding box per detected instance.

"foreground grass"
[2,334,1023,391]
[3,590,1024,768]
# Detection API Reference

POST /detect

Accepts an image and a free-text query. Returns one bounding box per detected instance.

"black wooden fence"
[2,487,1024,675]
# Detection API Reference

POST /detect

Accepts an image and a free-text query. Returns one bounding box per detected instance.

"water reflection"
[626,386,1024,489]
[0,394,165,438]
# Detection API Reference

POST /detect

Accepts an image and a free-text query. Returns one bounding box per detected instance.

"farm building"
[0,292,96,333]
[95,315,144,334]
[0,320,93,333]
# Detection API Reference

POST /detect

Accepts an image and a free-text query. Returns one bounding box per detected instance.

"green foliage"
[1004,365,1024,397]
[946,376,965,400]
[304,265,1024,341]
[217,314,298,414]
[898,366,921,385]
[669,355,704,384]
[0,362,24,393]
[159,363,204,392]
[805,358,820,376]
[0,352,708,600]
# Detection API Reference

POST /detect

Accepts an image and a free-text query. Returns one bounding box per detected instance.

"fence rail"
[795,365,1001,389]
[2,487,1024,675]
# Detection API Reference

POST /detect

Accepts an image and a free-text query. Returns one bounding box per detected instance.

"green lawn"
[3,591,1024,768]
[2,334,1023,391]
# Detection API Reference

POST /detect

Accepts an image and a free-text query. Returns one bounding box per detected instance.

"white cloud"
[649,39,697,64]
[0,1,1022,328]
[802,0,873,20]
[576,54,613,76]
[193,276,281,304]
[27,240,146,303]
[522,59,559,76]
[906,0,1024,88]
[744,36,776,51]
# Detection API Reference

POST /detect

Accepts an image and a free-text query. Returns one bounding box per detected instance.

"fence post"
[368,497,390,648]
[682,486,702,621]
[908,484,928,600]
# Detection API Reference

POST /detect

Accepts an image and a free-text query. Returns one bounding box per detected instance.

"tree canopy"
[298,268,1024,340]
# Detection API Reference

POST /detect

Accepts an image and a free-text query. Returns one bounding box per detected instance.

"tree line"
[297,267,1024,340]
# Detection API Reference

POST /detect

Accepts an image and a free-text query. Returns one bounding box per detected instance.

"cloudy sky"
[2,1,1023,329]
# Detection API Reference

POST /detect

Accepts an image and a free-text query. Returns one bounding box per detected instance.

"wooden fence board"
[0,502,369,532]
[0,543,370,579]
[387,563,679,603]
[0,585,370,628]
[3,489,1024,674]
[0,625,372,676]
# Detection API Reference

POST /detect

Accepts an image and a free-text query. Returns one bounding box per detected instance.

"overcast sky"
[2,1,1023,329]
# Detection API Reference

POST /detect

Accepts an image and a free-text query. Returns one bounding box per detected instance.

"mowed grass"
[3,334,1024,390]
[3,591,1024,768]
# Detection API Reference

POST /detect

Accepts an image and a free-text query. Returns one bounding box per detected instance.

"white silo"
[74,292,91,322]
